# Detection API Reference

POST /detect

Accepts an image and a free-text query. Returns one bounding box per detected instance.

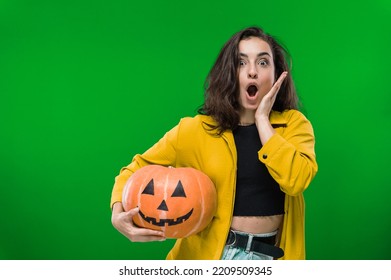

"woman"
[110,26,318,260]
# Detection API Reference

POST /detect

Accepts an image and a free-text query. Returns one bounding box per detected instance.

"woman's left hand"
[255,71,288,120]
[255,71,288,145]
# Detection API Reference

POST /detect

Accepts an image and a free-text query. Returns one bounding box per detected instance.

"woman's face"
[237,37,275,116]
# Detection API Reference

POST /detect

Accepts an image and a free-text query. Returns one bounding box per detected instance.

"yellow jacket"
[110,109,318,259]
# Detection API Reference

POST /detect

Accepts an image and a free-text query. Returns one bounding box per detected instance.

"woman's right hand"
[111,202,166,242]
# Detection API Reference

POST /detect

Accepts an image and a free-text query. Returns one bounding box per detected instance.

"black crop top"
[233,124,285,216]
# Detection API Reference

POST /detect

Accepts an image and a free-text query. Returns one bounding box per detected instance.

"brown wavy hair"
[198,26,299,132]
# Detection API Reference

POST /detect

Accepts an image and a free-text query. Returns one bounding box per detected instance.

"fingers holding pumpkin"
[111,203,166,242]
[124,207,166,242]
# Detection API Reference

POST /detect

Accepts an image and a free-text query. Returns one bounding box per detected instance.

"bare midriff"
[231,214,284,234]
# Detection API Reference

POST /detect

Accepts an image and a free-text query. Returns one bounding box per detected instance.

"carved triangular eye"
[141,179,154,195]
[171,180,186,197]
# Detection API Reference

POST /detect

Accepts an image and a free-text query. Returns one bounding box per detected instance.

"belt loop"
[245,234,253,253]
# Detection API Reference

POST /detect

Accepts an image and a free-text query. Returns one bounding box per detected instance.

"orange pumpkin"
[122,165,217,238]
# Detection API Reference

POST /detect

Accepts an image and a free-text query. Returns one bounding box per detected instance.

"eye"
[171,180,186,197]
[258,59,269,67]
[239,60,246,67]
[141,179,154,195]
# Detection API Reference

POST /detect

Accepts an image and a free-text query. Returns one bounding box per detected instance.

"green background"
[1,0,390,260]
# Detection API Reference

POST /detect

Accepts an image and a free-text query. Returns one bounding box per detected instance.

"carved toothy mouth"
[138,208,194,226]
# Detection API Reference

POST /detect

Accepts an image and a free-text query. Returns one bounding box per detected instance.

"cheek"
[238,73,247,97]
[238,67,247,84]
[260,72,275,92]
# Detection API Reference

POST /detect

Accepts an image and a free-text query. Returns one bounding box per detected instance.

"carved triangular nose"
[157,200,169,211]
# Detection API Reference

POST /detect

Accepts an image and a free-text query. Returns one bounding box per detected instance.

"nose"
[248,66,258,79]
[157,200,169,211]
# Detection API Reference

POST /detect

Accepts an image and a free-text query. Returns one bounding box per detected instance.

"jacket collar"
[199,110,288,127]
[270,110,288,126]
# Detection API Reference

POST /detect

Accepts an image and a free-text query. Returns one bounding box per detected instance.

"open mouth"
[138,208,194,226]
[247,85,258,97]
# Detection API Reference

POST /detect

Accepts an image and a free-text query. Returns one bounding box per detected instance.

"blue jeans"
[221,230,276,260]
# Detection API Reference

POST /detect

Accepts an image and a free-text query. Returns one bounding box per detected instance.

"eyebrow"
[239,52,271,58]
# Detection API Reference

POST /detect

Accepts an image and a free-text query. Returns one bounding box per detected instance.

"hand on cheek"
[255,71,288,120]
[255,71,288,145]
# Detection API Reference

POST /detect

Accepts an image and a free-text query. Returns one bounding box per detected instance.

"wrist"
[112,201,124,213]
[255,116,275,145]
[255,114,270,126]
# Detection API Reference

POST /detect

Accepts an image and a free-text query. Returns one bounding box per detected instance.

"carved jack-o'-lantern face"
[138,179,193,226]
[122,165,217,238]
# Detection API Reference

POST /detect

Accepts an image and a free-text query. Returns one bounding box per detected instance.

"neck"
[239,110,255,126]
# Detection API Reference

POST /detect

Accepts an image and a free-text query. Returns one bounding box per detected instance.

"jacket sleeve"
[110,122,180,208]
[258,110,318,196]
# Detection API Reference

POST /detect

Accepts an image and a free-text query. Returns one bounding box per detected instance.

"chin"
[242,103,260,111]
